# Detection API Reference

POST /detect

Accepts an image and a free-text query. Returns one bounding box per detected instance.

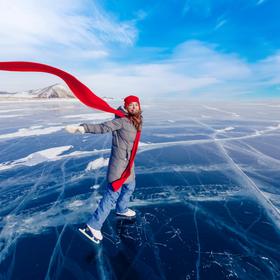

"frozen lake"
[0,99,280,279]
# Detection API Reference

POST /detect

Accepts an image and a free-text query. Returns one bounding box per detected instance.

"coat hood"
[115,105,128,118]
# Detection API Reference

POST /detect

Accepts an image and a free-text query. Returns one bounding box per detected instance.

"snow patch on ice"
[0,146,73,170]
[90,184,101,190]
[0,114,27,118]
[0,125,64,140]
[216,127,235,133]
[0,108,27,113]
[67,200,84,209]
[139,141,149,146]
[86,157,109,171]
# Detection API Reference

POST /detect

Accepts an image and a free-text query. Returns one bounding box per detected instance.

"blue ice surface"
[0,99,280,279]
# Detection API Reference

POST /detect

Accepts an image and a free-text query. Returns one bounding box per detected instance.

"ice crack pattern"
[0,100,280,279]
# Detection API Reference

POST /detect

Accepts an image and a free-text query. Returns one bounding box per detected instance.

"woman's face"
[126,102,140,114]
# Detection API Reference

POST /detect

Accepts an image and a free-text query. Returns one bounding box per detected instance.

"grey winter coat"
[80,106,138,184]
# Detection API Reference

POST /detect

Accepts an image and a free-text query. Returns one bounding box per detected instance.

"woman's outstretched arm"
[80,118,124,134]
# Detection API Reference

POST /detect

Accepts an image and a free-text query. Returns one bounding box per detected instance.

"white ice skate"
[78,224,103,244]
[116,208,136,218]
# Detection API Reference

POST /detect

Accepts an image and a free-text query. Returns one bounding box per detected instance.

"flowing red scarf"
[0,61,141,191]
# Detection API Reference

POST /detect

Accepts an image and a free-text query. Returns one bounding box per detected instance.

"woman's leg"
[86,183,121,230]
[115,179,136,213]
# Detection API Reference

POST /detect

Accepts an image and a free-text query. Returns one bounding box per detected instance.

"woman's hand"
[65,125,85,134]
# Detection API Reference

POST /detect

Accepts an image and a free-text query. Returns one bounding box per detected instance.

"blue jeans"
[86,179,136,230]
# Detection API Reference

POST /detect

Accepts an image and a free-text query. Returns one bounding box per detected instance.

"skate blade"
[78,228,100,244]
[116,213,136,219]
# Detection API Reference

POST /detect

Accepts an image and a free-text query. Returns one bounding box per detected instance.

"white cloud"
[81,66,218,99]
[182,0,212,17]
[171,40,252,80]
[77,40,252,99]
[78,40,280,100]
[0,0,137,61]
[1,37,279,100]
[254,52,280,85]
[214,19,227,30]
[256,0,267,5]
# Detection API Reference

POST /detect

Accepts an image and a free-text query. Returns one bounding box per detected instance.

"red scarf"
[0,61,141,191]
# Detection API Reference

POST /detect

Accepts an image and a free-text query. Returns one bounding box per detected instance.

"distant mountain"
[28,83,75,99]
[0,84,74,99]
[0,84,120,101]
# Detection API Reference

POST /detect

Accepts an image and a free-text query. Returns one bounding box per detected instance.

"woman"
[65,95,143,243]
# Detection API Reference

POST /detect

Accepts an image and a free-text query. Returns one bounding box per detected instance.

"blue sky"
[0,0,280,100]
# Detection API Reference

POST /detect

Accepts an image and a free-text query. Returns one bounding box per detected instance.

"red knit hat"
[124,95,141,110]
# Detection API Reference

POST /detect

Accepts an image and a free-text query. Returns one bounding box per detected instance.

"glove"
[65,125,85,134]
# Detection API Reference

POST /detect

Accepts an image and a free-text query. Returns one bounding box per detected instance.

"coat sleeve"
[79,118,124,134]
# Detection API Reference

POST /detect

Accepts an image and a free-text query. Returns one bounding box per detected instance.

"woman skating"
[65,95,143,243]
